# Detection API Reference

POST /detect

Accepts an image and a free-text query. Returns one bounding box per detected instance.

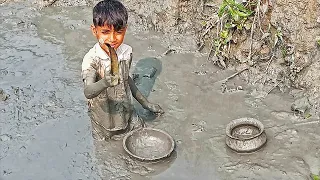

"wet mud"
[1,1,320,180]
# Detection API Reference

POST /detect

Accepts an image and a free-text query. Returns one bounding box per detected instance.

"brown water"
[1,2,320,180]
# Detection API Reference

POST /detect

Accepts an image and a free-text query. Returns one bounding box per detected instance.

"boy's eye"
[117,30,124,33]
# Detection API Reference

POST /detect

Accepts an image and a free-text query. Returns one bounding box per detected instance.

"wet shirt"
[81,43,134,132]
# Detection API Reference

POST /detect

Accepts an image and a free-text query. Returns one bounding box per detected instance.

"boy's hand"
[104,75,119,87]
[146,103,164,114]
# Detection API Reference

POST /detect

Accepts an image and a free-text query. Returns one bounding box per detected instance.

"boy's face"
[91,24,127,53]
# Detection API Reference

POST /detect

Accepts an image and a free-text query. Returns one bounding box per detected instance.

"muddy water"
[1,2,320,180]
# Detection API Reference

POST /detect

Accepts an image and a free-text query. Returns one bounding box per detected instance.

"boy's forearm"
[84,78,109,99]
[128,76,149,108]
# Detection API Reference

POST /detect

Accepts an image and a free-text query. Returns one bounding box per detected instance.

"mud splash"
[1,1,320,180]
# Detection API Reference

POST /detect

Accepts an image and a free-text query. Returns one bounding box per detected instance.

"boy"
[82,0,164,140]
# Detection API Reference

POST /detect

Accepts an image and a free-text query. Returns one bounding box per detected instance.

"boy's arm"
[128,76,164,114]
[83,69,117,99]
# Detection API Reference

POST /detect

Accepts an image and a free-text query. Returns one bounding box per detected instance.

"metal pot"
[123,127,175,161]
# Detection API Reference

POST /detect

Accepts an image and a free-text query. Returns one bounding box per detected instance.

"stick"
[219,67,249,83]
[263,81,281,98]
[294,120,320,126]
[257,0,264,34]
[265,53,275,72]
[266,120,320,130]
[248,0,260,61]
[44,0,58,7]
[207,39,215,61]
[202,24,214,37]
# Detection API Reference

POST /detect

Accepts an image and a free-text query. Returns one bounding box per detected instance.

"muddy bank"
[1,1,320,180]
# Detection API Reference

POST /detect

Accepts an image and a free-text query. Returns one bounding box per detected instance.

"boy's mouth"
[99,39,117,48]
[109,44,116,48]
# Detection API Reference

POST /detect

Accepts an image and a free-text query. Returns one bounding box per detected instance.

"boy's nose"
[109,32,116,42]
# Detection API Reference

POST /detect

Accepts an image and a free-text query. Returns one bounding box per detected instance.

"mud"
[1,1,320,180]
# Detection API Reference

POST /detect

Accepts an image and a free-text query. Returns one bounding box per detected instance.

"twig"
[257,1,264,34]
[202,24,214,37]
[264,80,281,98]
[219,67,249,83]
[197,43,205,51]
[207,39,215,61]
[204,3,217,7]
[163,49,175,56]
[265,53,275,72]
[294,120,320,126]
[45,0,58,7]
[248,0,260,61]
[216,18,220,37]
[220,17,223,32]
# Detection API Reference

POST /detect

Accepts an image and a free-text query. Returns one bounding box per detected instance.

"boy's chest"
[94,57,129,81]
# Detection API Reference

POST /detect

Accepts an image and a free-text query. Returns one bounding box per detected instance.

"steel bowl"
[123,128,175,161]
[226,118,267,153]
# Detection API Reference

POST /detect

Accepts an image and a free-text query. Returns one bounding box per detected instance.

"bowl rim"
[225,117,265,140]
[122,127,175,161]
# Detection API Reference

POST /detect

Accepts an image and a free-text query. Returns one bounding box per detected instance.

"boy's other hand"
[104,75,119,87]
[146,103,164,114]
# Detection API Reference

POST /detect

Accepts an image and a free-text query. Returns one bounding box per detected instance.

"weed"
[312,174,320,180]
[214,0,254,59]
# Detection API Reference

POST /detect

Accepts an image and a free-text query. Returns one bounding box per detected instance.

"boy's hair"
[93,0,128,31]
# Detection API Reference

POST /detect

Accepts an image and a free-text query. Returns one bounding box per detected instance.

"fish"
[106,43,119,77]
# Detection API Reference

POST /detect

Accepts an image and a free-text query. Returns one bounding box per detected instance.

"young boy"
[82,0,164,140]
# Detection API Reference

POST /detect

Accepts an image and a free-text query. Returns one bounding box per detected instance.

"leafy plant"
[214,0,254,58]
[281,46,287,58]
[312,174,320,180]
[218,0,253,29]
[274,28,283,47]
[317,40,320,46]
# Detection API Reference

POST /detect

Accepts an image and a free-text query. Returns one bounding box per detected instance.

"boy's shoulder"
[83,43,99,60]
[118,43,132,54]
[117,43,132,61]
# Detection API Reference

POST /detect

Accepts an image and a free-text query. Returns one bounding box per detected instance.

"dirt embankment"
[122,0,320,118]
